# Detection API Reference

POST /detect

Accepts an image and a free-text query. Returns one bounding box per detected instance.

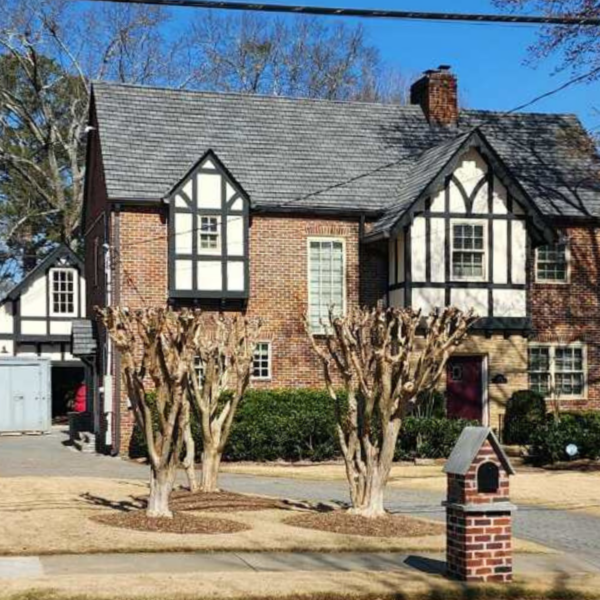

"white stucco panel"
[227,216,244,256]
[389,288,405,309]
[512,220,527,284]
[50,321,71,335]
[450,288,489,317]
[430,188,445,212]
[471,181,489,214]
[430,218,445,282]
[0,302,14,334]
[227,262,245,292]
[196,172,222,209]
[412,287,446,314]
[175,260,193,290]
[197,261,222,291]
[21,320,47,335]
[493,289,526,317]
[411,216,426,282]
[0,340,14,355]
[492,177,508,214]
[493,220,508,284]
[175,213,193,254]
[20,274,47,317]
[448,179,467,213]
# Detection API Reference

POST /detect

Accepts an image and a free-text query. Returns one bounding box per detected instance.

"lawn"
[0,476,547,556]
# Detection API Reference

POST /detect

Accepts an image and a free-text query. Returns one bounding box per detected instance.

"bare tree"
[187,314,260,493]
[97,306,201,518]
[307,306,475,518]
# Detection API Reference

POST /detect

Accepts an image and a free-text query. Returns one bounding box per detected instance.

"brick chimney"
[410,65,458,127]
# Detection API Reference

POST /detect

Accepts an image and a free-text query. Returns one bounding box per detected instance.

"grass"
[2,570,600,600]
[0,477,547,556]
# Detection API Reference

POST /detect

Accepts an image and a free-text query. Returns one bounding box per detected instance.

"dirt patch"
[283,511,443,538]
[93,511,249,535]
[170,490,288,513]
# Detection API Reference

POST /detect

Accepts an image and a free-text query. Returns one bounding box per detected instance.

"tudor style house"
[0,244,88,419]
[82,66,600,454]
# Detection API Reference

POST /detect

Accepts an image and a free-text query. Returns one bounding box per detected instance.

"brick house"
[82,66,600,454]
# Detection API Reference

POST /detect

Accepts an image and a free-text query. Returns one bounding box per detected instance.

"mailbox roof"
[444,427,515,476]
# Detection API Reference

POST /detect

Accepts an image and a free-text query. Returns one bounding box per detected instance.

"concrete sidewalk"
[1,551,599,581]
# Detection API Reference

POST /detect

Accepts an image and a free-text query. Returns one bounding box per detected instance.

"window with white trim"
[308,239,345,332]
[194,356,204,385]
[536,243,567,283]
[252,342,271,380]
[451,222,486,280]
[528,344,585,398]
[50,268,76,316]
[199,216,220,251]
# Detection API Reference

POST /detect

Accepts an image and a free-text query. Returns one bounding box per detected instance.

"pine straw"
[92,511,250,535]
[283,511,443,538]
[170,490,289,513]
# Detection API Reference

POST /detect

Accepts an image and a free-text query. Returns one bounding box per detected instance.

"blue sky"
[163,0,600,130]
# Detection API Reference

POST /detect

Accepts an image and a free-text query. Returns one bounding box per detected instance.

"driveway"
[2,428,600,568]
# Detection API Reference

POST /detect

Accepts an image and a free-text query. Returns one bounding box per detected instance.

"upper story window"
[252,342,271,380]
[529,344,585,398]
[536,243,568,283]
[451,222,486,281]
[50,268,76,316]
[199,216,220,252]
[308,239,345,332]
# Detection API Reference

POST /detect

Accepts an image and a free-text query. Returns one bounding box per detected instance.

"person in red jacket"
[73,382,87,413]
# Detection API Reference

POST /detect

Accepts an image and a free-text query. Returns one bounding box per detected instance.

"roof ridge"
[92,80,426,111]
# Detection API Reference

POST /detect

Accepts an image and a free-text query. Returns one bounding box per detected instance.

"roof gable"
[367,128,556,244]
[5,244,83,302]
[444,426,515,476]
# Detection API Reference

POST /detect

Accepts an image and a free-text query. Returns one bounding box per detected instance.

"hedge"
[129,388,474,462]
[503,390,547,445]
[529,412,600,464]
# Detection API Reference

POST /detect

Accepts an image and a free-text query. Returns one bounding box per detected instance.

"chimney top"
[410,66,458,127]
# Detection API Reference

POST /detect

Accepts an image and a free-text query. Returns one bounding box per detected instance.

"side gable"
[168,151,250,300]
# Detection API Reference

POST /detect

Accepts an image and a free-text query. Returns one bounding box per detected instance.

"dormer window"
[50,268,76,316]
[169,151,249,300]
[199,216,220,252]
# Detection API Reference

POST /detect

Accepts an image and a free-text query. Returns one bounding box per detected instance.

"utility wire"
[82,0,600,27]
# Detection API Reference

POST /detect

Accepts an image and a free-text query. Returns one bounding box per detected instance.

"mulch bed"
[283,511,444,538]
[170,490,289,513]
[92,511,250,535]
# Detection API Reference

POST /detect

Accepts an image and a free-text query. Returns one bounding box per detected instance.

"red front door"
[446,356,483,422]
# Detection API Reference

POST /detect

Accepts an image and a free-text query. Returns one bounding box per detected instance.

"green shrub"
[396,416,477,460]
[529,412,600,464]
[503,390,547,445]
[128,388,475,463]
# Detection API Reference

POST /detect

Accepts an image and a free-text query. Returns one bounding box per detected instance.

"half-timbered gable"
[368,129,555,330]
[0,245,86,359]
[168,151,250,300]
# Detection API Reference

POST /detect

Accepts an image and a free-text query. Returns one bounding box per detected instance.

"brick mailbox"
[444,426,516,583]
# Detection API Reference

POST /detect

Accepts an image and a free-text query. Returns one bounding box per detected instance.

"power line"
[82,0,600,26]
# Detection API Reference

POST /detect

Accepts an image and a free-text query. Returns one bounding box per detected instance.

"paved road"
[2,428,600,568]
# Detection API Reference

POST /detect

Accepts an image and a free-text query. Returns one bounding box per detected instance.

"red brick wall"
[410,68,458,127]
[530,225,600,411]
[112,207,388,451]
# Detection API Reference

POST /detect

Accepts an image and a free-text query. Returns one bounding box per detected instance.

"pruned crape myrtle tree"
[307,306,475,518]
[187,315,260,493]
[98,306,201,518]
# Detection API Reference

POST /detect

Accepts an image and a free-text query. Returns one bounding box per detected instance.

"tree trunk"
[348,468,386,518]
[147,466,175,518]
[201,446,222,493]
[182,412,198,492]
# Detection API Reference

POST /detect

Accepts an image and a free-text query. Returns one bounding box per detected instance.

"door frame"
[447,353,489,426]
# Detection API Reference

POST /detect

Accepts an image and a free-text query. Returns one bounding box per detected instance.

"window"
[529,344,585,398]
[308,239,345,332]
[199,216,220,251]
[451,222,486,280]
[50,269,76,316]
[252,342,271,380]
[536,243,568,283]
[194,356,204,385]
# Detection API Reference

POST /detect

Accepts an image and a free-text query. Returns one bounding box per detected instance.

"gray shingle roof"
[92,82,600,221]
[71,320,97,357]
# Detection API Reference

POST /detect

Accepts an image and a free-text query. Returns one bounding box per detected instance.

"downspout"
[102,232,113,449]
[112,207,122,456]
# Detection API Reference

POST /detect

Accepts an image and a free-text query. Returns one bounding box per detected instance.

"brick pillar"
[444,432,516,583]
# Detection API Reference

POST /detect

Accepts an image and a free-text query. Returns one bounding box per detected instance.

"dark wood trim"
[487,172,494,316]
[425,198,432,283]
[389,282,526,292]
[444,177,451,306]
[404,225,412,307]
